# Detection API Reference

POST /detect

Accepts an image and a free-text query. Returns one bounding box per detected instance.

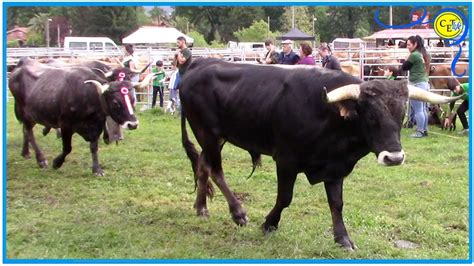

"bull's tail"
[181,109,214,199]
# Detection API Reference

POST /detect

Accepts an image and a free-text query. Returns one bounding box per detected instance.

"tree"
[188,30,208,47]
[233,20,277,42]
[282,6,313,35]
[67,7,139,44]
[150,7,165,25]
[262,7,286,33]
[174,7,267,43]
[27,12,51,45]
[172,15,191,34]
[136,7,151,26]
[7,7,51,30]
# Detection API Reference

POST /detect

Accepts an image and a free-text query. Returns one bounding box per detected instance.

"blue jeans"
[409,81,429,132]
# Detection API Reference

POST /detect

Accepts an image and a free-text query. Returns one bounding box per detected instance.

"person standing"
[445,79,469,134]
[121,44,140,104]
[174,36,192,113]
[319,45,341,70]
[260,39,279,64]
[151,60,166,108]
[297,42,315,65]
[402,35,431,138]
[278,39,300,65]
[176,36,192,78]
[402,35,430,138]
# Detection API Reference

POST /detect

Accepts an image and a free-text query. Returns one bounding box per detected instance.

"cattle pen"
[6,45,469,105]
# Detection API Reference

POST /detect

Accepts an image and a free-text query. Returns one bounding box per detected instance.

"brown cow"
[430,63,469,91]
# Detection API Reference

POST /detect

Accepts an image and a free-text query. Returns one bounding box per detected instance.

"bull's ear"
[334,102,358,119]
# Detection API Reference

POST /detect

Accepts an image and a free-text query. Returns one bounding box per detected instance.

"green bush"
[7,40,20,48]
[234,20,278,42]
[188,31,208,48]
[26,31,44,47]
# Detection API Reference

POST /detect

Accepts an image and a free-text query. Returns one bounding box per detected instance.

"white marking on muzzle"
[121,120,139,129]
[377,150,405,166]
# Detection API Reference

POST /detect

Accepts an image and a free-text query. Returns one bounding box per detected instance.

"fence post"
[147,47,152,110]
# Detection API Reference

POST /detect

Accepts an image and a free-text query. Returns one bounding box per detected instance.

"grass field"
[5,101,470,260]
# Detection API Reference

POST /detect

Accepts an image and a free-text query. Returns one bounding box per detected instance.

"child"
[384,66,399,80]
[166,63,180,114]
[151,60,166,108]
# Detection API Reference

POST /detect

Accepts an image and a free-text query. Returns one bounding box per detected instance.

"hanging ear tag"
[121,87,134,115]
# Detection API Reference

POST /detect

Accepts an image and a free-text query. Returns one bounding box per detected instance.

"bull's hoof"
[94,170,105,177]
[22,153,31,159]
[335,236,357,251]
[261,223,278,235]
[197,208,210,218]
[232,213,249,226]
[38,160,48,169]
[52,158,64,169]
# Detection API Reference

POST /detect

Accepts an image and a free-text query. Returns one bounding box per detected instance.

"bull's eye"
[112,99,121,109]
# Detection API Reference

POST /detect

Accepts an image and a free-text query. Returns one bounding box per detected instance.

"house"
[7,26,29,45]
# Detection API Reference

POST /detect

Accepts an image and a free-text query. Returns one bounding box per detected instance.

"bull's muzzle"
[122,120,139,130]
[377,150,405,166]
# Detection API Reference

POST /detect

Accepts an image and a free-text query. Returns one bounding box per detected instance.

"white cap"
[281,39,293,45]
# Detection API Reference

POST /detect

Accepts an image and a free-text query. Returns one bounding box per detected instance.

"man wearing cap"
[278,39,300,65]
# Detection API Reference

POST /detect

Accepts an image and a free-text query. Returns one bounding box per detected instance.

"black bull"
[179,58,463,250]
[9,58,155,176]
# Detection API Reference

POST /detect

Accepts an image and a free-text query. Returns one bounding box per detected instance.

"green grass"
[5,102,470,260]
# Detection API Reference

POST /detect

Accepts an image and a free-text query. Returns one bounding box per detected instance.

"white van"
[227,41,265,51]
[64,37,122,54]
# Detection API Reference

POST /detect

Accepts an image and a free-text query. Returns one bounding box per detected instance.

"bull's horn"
[325,84,361,103]
[84,80,109,94]
[91,68,106,75]
[134,73,158,89]
[104,71,113,78]
[408,85,465,104]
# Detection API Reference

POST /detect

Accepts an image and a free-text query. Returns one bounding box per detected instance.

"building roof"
[276,28,315,41]
[122,26,194,44]
[364,29,441,40]
[7,26,29,34]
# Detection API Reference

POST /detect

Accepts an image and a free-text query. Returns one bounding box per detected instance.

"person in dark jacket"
[319,45,341,70]
[278,39,300,65]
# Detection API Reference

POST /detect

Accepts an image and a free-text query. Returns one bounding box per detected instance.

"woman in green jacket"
[402,35,431,138]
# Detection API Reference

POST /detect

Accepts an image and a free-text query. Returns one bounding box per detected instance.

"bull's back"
[25,68,103,127]
[180,59,360,154]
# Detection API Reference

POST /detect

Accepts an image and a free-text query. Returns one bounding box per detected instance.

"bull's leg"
[195,153,211,217]
[103,125,110,145]
[206,147,248,226]
[90,139,104,176]
[24,124,47,168]
[21,126,31,159]
[262,163,297,233]
[52,128,73,170]
[324,179,356,251]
